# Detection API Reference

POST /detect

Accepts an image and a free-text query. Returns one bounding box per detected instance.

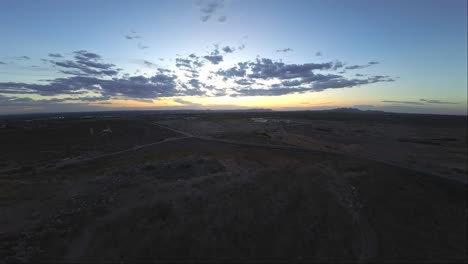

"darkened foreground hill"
[0,111,466,262]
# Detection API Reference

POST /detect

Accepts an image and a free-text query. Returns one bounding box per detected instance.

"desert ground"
[0,110,466,262]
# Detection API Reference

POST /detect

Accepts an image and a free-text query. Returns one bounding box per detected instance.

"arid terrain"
[0,110,466,262]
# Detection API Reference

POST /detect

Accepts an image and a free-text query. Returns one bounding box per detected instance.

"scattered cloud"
[215,57,393,96]
[188,78,206,89]
[48,53,63,58]
[234,78,256,86]
[222,46,235,53]
[43,50,120,76]
[245,58,338,79]
[0,47,394,105]
[124,30,141,40]
[10,56,31,60]
[231,87,310,97]
[382,99,458,106]
[345,61,379,70]
[204,55,223,64]
[420,99,458,104]
[143,60,157,68]
[176,54,204,78]
[176,54,204,69]
[0,71,199,99]
[382,100,425,105]
[138,43,149,49]
[345,64,369,70]
[315,51,322,56]
[197,0,225,22]
[203,46,223,64]
[216,58,394,96]
[0,61,6,65]
[173,98,203,107]
[216,62,249,80]
[276,48,293,53]
[238,44,245,50]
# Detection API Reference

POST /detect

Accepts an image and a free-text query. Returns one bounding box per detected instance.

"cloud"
[203,46,223,64]
[382,100,425,105]
[381,99,457,106]
[218,15,227,22]
[124,30,141,40]
[173,98,203,107]
[234,78,256,86]
[44,50,120,76]
[138,43,149,49]
[420,99,458,104]
[216,62,249,79]
[0,61,6,65]
[143,60,157,68]
[276,48,293,53]
[312,76,391,91]
[233,87,310,96]
[197,0,225,22]
[345,61,379,70]
[238,44,245,50]
[345,64,369,70]
[246,58,337,79]
[0,71,204,100]
[9,56,30,60]
[222,46,235,53]
[175,54,204,77]
[315,51,322,56]
[231,75,388,96]
[214,57,393,96]
[188,78,205,89]
[74,50,100,60]
[48,53,63,58]
[0,94,110,114]
[1,47,394,106]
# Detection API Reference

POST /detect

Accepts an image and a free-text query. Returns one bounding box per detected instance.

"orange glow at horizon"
[86,91,369,109]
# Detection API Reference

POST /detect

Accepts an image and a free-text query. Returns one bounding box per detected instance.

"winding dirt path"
[316,162,378,262]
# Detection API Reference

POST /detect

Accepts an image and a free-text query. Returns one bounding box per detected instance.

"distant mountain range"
[324,107,385,113]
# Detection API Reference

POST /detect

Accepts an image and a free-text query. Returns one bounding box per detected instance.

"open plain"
[0,110,466,262]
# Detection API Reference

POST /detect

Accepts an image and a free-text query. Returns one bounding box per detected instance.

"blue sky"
[0,0,466,114]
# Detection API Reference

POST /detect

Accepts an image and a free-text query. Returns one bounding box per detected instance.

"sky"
[0,0,466,115]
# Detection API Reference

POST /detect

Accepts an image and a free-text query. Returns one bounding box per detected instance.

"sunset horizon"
[1,0,466,115]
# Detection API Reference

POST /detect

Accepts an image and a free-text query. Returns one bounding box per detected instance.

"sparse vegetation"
[0,111,466,262]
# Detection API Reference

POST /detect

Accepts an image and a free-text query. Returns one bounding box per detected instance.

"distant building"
[98,127,112,136]
[251,117,268,123]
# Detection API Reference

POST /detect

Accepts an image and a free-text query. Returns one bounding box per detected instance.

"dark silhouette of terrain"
[0,110,466,262]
